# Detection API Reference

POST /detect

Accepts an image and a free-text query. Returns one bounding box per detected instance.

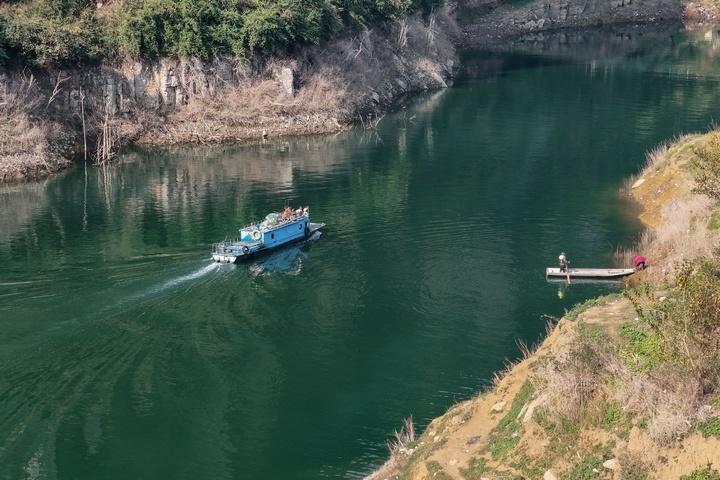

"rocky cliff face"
[0,8,459,181]
[460,0,685,43]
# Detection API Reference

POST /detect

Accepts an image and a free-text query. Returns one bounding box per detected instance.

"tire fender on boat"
[242,246,249,254]
[252,231,261,241]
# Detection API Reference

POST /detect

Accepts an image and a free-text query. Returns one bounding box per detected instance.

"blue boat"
[211,206,325,263]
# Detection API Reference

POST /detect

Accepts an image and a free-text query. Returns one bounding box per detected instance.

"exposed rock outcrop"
[460,0,686,43]
[0,8,459,182]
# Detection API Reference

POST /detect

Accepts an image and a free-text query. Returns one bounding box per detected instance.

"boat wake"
[104,262,226,314]
[157,263,222,290]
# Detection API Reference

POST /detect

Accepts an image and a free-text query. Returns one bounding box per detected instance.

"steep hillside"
[0,2,458,181]
[367,133,720,480]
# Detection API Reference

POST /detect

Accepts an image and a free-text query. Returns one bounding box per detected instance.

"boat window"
[299,224,302,230]
[271,233,275,240]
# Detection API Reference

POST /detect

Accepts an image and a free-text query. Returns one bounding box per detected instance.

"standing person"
[559,252,569,272]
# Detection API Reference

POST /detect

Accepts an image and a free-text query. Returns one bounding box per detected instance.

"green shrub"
[601,402,622,427]
[566,455,603,480]
[2,3,106,65]
[626,259,720,379]
[117,0,248,58]
[680,465,720,480]
[487,434,519,459]
[1,0,443,64]
[618,322,665,372]
[699,417,720,438]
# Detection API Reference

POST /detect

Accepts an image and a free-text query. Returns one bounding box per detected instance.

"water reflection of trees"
[462,25,720,79]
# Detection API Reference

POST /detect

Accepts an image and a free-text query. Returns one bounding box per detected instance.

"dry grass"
[144,11,456,146]
[0,74,71,181]
[387,417,417,455]
[532,339,603,420]
[491,359,521,389]
[652,196,717,266]
[531,306,713,446]
[611,362,705,444]
[625,133,720,279]
[623,137,682,193]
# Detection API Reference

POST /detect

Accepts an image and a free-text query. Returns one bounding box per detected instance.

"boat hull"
[212,223,325,264]
[545,267,636,280]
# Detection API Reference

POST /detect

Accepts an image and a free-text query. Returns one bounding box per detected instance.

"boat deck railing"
[240,212,308,233]
[212,239,255,252]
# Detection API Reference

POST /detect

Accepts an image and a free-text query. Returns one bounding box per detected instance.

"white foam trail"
[156,263,221,291]
[103,262,224,314]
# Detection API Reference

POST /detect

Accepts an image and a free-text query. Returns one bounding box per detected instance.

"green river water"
[2,26,720,480]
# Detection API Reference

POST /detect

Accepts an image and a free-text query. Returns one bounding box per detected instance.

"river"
[1,26,720,480]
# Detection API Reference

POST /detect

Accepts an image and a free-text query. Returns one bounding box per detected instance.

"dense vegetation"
[0,0,442,66]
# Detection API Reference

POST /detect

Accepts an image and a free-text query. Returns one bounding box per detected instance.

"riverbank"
[366,133,720,479]
[4,0,720,182]
[0,8,458,183]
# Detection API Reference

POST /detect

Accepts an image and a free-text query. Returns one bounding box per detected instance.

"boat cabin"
[239,209,309,249]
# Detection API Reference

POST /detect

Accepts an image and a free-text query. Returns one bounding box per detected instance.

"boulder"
[277,67,295,96]
[603,458,620,470]
[544,470,558,480]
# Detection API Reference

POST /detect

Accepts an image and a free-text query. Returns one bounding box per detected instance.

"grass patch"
[601,402,622,427]
[485,381,534,459]
[566,298,600,321]
[534,407,580,436]
[488,434,520,459]
[566,455,605,480]
[680,465,720,480]
[577,322,608,342]
[597,401,632,437]
[565,294,622,322]
[708,206,720,230]
[510,456,549,479]
[533,407,556,433]
[497,382,535,431]
[460,457,491,480]
[699,417,720,437]
[426,460,453,480]
[532,407,583,464]
[617,322,665,372]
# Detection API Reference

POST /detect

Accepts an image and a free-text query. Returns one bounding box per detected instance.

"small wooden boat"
[545,267,636,280]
